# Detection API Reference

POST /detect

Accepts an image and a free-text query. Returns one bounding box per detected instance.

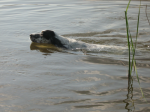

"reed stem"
[125,0,145,100]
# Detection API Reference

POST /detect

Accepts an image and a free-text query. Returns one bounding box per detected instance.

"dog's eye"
[41,33,44,37]
[41,31,44,35]
[40,34,43,38]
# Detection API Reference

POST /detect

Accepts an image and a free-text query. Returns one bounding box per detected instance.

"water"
[0,0,150,111]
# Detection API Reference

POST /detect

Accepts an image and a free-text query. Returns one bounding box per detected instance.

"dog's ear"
[41,30,55,40]
[41,30,66,48]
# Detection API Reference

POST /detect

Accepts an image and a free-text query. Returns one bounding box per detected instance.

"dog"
[30,30,89,50]
[30,30,125,52]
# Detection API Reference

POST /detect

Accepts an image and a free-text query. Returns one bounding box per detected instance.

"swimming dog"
[30,30,88,49]
[30,30,125,51]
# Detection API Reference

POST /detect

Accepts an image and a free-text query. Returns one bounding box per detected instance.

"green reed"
[125,0,145,100]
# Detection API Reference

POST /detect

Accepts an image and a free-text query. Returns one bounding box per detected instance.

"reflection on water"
[30,42,62,55]
[124,76,135,112]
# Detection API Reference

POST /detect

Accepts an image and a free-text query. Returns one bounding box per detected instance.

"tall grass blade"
[126,0,131,12]
[125,0,146,100]
[125,10,131,76]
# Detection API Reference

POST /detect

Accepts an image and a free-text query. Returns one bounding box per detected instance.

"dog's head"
[30,30,54,44]
[30,30,66,48]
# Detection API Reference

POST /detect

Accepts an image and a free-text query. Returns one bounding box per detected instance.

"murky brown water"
[0,0,150,112]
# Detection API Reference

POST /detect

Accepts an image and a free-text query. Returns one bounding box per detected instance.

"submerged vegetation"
[125,0,145,100]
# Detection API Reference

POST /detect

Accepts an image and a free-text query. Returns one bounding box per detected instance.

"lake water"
[0,0,150,111]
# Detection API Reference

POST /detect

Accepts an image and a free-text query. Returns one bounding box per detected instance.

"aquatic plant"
[124,0,145,99]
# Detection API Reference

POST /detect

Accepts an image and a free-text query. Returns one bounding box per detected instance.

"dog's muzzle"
[30,34,41,42]
[30,34,35,42]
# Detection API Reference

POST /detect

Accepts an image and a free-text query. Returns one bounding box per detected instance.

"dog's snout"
[30,34,41,39]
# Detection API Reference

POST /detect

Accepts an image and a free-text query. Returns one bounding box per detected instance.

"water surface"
[0,0,150,112]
